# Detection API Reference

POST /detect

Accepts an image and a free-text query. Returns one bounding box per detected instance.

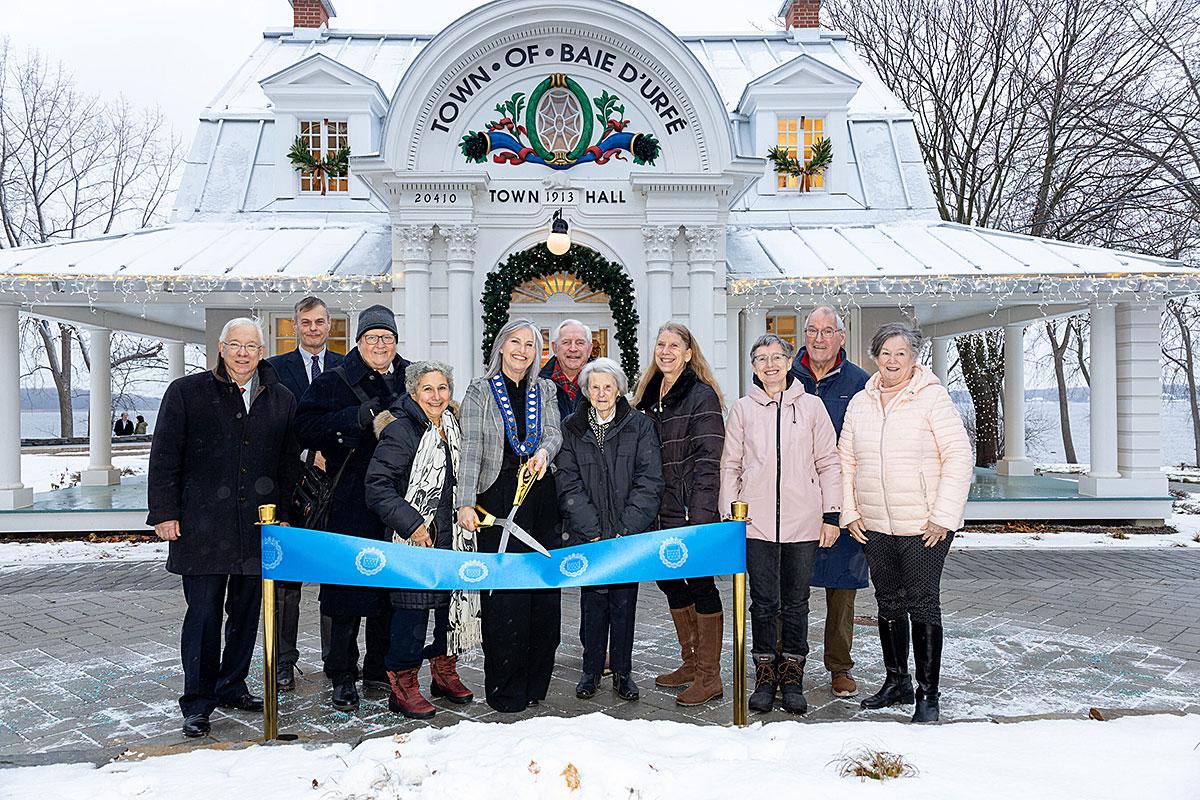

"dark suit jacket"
[267,347,345,405]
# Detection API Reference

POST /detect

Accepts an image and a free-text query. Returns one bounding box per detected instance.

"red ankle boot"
[387,669,435,719]
[429,655,474,704]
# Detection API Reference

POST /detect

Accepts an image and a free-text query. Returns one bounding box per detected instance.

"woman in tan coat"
[839,322,972,723]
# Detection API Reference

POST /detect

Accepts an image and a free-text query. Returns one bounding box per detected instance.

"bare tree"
[1,41,182,437]
[1163,297,1200,466]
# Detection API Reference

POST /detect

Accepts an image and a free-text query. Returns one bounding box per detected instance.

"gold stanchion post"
[730,501,749,727]
[257,504,279,742]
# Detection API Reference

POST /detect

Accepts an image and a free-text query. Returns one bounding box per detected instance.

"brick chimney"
[290,0,335,30]
[778,0,821,29]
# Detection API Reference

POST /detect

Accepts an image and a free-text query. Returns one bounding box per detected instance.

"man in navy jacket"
[265,296,344,693]
[788,306,870,700]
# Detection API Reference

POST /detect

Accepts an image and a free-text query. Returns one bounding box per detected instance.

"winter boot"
[429,655,474,704]
[677,612,724,706]
[575,673,600,699]
[747,655,778,713]
[387,669,436,720]
[656,605,698,687]
[861,616,915,710]
[910,621,943,723]
[778,655,808,715]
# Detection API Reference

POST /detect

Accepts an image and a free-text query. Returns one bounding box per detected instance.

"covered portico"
[728,219,1200,524]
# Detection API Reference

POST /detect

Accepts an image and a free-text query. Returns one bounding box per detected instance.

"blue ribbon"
[260,522,747,590]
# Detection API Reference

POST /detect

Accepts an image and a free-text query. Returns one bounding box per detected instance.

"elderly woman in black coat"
[295,305,411,712]
[557,357,664,702]
[365,361,477,719]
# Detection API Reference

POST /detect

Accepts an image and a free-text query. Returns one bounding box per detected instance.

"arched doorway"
[481,244,639,380]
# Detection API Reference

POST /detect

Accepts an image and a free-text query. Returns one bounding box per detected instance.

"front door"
[509,271,619,368]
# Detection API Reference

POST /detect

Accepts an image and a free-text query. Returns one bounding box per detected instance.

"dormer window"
[776,116,825,191]
[298,119,349,194]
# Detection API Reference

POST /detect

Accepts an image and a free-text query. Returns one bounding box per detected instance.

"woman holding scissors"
[456,318,564,713]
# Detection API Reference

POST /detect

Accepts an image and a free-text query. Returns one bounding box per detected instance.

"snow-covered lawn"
[1,713,1195,799]
[0,538,165,569]
[20,451,148,492]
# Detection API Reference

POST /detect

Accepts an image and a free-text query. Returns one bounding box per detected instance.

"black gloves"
[357,397,384,429]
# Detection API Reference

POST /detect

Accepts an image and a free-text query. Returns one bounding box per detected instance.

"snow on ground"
[0,539,165,569]
[20,452,149,493]
[953,527,1199,549]
[0,713,1196,800]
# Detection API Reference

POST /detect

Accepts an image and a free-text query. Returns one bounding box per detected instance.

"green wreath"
[288,136,350,196]
[481,246,639,381]
[767,136,832,192]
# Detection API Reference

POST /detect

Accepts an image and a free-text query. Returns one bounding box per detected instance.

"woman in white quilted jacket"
[838,322,973,723]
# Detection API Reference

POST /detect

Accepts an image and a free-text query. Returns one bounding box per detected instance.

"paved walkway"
[1,550,1198,763]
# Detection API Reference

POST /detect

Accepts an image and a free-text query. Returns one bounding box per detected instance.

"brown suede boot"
[387,669,436,719]
[676,612,724,706]
[656,606,698,688]
[429,655,474,704]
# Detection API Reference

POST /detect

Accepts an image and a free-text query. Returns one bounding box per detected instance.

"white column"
[443,224,477,396]
[1079,303,1120,495]
[643,225,675,334]
[685,225,721,361]
[741,307,768,395]
[166,340,185,384]
[931,336,950,385]
[996,322,1035,476]
[0,305,32,508]
[81,326,121,486]
[397,225,434,360]
[1112,301,1168,495]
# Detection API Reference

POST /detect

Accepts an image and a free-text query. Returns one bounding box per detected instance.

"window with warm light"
[273,314,350,356]
[767,314,798,349]
[298,119,349,194]
[776,117,825,190]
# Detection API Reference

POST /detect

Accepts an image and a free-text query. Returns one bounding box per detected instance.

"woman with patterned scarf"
[455,318,564,713]
[365,361,480,719]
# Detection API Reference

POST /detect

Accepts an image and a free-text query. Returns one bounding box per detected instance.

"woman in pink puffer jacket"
[720,333,842,716]
[839,322,972,725]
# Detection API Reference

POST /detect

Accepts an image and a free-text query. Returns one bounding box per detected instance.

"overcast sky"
[5,1,782,148]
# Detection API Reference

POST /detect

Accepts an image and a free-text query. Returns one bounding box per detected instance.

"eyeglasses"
[362,334,397,345]
[751,354,791,366]
[222,341,263,354]
[804,327,840,339]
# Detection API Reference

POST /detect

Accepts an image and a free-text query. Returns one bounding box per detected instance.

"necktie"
[239,387,246,395]
[311,354,321,382]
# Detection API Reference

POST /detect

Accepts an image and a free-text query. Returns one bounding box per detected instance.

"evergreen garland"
[481,246,640,381]
[767,136,833,191]
[288,136,351,196]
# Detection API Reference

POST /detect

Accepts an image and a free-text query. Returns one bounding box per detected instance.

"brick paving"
[1,550,1198,762]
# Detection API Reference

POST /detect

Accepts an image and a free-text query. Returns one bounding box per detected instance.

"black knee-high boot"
[860,616,915,710]
[910,621,942,723]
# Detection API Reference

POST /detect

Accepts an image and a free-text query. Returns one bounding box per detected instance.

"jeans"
[746,539,818,659]
[385,605,450,671]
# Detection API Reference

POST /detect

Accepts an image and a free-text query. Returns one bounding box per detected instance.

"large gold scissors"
[474,462,550,558]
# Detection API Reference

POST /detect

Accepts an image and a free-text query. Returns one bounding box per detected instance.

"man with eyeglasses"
[788,306,870,700]
[266,296,346,693]
[538,318,593,420]
[295,304,411,711]
[147,317,300,738]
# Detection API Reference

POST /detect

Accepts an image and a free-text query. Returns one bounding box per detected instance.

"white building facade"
[0,0,1196,523]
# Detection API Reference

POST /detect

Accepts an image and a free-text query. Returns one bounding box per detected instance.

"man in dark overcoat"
[294,304,411,711]
[147,317,299,738]
[788,305,870,700]
[265,295,345,692]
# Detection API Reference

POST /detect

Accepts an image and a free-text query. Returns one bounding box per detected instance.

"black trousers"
[657,576,723,615]
[385,605,450,671]
[275,582,336,669]
[324,610,392,685]
[746,539,818,659]
[863,531,954,625]
[179,574,261,717]
[480,588,561,712]
[580,583,638,677]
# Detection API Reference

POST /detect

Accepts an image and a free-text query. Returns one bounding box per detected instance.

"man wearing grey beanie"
[295,303,412,710]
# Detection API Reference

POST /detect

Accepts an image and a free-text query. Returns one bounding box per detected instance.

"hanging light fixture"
[546,209,571,256]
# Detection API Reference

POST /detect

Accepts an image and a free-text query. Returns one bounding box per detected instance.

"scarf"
[551,359,579,402]
[397,409,482,654]
[588,406,614,452]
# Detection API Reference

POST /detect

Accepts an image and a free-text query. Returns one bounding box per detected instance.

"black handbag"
[289,365,373,529]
